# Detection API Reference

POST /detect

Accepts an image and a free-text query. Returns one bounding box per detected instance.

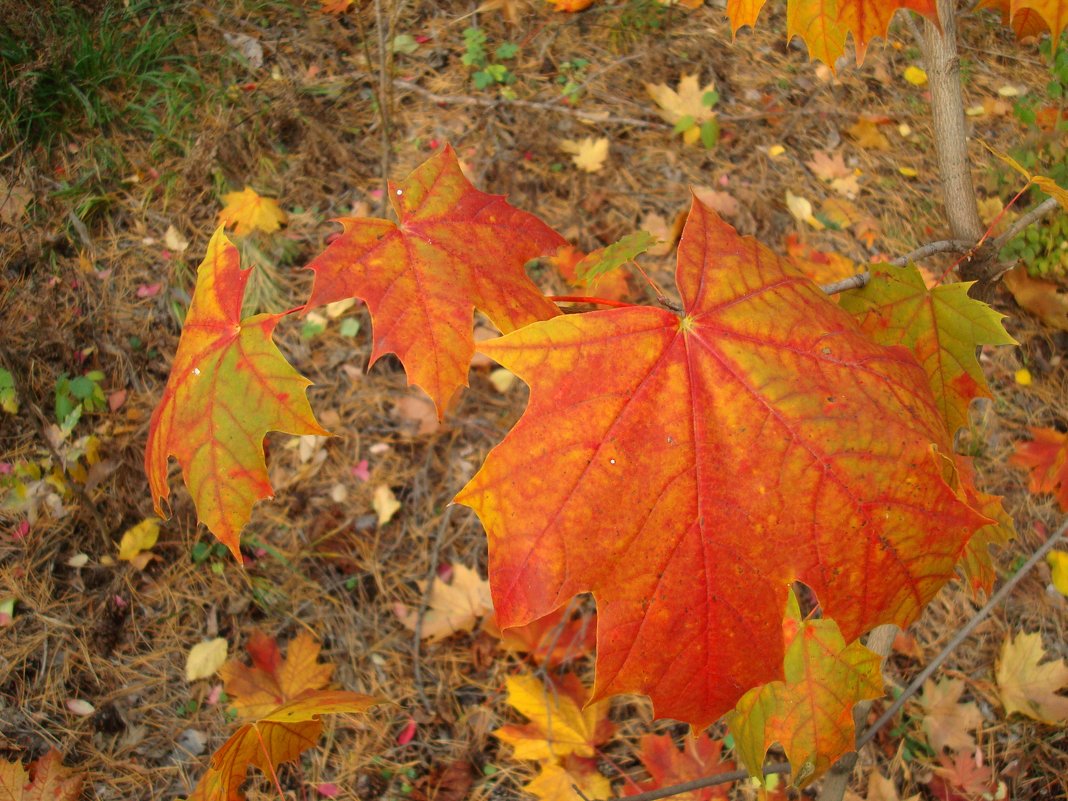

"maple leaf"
[840,264,1016,438]
[494,673,615,761]
[624,733,735,801]
[188,692,379,801]
[996,631,1068,724]
[145,229,328,560]
[304,145,564,416]
[457,199,987,728]
[0,751,82,801]
[728,1,940,66]
[220,631,335,720]
[806,151,861,198]
[728,592,883,787]
[561,137,610,172]
[489,607,597,666]
[1011,427,1068,511]
[395,563,494,641]
[915,678,982,754]
[954,456,1014,594]
[931,752,994,799]
[218,187,287,236]
[987,143,1068,211]
[978,0,1068,46]
[525,756,610,801]
[1002,265,1068,331]
[645,74,717,145]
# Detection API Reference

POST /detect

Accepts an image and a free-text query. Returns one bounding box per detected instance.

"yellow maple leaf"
[117,518,160,567]
[525,756,610,801]
[494,673,614,760]
[218,187,287,236]
[560,137,610,172]
[395,564,494,641]
[645,74,717,145]
[220,631,336,720]
[996,631,1068,724]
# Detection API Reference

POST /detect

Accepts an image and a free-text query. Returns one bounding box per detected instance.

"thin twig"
[889,238,974,267]
[373,0,392,216]
[857,517,1068,749]
[993,196,1061,249]
[820,273,870,294]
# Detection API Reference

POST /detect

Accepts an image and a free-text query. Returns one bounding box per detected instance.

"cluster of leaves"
[461,27,519,91]
[0,750,83,801]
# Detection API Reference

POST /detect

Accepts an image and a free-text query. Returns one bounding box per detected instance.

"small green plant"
[1001,211,1068,278]
[461,27,518,93]
[557,57,590,103]
[54,370,106,428]
[674,89,720,149]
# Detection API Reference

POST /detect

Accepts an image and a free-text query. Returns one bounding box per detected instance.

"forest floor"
[1,1,1067,800]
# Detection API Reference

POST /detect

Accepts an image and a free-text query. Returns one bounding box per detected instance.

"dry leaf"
[560,138,609,173]
[393,388,442,436]
[373,484,401,526]
[187,638,229,682]
[118,518,160,568]
[395,563,493,641]
[848,118,891,151]
[915,678,982,753]
[221,630,335,720]
[645,74,717,146]
[489,368,516,393]
[785,191,824,229]
[0,750,83,801]
[1003,265,1068,331]
[692,187,738,218]
[164,225,190,253]
[996,631,1068,723]
[218,187,287,236]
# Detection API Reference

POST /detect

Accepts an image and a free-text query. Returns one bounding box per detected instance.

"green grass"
[0,0,204,156]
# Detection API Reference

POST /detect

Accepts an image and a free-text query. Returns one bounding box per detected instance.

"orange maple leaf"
[624,733,735,800]
[145,229,328,560]
[187,692,379,801]
[0,751,82,801]
[457,199,987,728]
[1011,427,1068,511]
[221,631,335,720]
[304,144,565,416]
[978,0,1068,43]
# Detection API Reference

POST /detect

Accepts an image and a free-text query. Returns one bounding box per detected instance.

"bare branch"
[820,273,870,294]
[889,238,974,266]
[993,196,1061,250]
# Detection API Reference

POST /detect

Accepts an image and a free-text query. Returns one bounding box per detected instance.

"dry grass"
[1,1,1067,799]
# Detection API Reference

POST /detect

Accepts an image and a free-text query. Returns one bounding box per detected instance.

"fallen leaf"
[187,692,379,801]
[915,678,982,753]
[118,518,160,567]
[931,752,993,798]
[903,65,928,85]
[488,607,596,666]
[494,673,615,760]
[0,178,31,224]
[393,388,442,436]
[165,225,190,253]
[524,757,609,801]
[624,733,735,800]
[411,760,474,801]
[187,638,229,682]
[395,563,493,641]
[489,368,516,393]
[223,32,264,69]
[478,0,533,24]
[373,484,401,526]
[218,187,287,236]
[784,234,860,285]
[996,631,1068,723]
[1010,427,1068,511]
[0,750,83,801]
[547,0,595,9]
[220,631,335,720]
[560,137,610,172]
[66,699,95,716]
[786,190,824,229]
[1003,265,1068,331]
[849,117,892,151]
[691,187,739,218]
[645,74,718,145]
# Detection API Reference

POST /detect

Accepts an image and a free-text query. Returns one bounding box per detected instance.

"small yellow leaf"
[898,167,918,178]
[560,138,609,173]
[767,144,786,158]
[164,225,190,253]
[118,518,160,562]
[218,187,286,236]
[1048,551,1068,597]
[903,66,928,86]
[898,123,912,137]
[997,85,1021,97]
[373,484,401,526]
[489,368,516,393]
[1015,368,1033,386]
[786,191,824,230]
[965,105,987,117]
[186,638,229,682]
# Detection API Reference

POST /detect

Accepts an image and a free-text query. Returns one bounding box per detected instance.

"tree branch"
[992,196,1061,249]
[888,238,974,266]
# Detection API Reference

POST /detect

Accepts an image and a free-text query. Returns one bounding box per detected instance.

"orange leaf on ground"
[0,750,83,801]
[221,631,335,720]
[1011,427,1068,511]
[488,607,596,667]
[145,229,328,561]
[494,673,614,760]
[188,692,379,801]
[728,592,883,787]
[304,145,565,416]
[624,733,735,800]
[457,200,986,729]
